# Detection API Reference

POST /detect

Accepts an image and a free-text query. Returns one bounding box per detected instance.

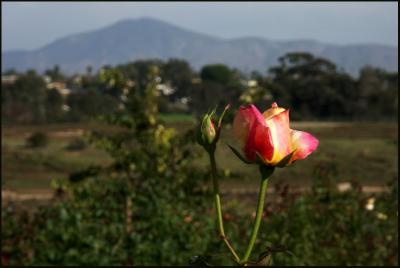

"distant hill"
[2,17,398,76]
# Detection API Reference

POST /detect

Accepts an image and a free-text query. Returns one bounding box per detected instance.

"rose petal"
[289,130,319,164]
[233,104,266,146]
[244,120,273,162]
[263,102,286,120]
[233,105,273,163]
[263,109,292,165]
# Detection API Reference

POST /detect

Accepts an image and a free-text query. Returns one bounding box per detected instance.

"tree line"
[2,52,398,124]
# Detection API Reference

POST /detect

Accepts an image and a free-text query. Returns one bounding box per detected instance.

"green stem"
[241,166,272,265]
[209,151,241,263]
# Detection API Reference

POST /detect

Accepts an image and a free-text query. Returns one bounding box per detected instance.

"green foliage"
[193,175,398,266]
[257,178,398,266]
[17,172,215,266]
[200,64,234,85]
[1,65,225,266]
[44,65,65,81]
[26,131,49,148]
[45,89,65,122]
[66,89,119,121]
[356,66,398,120]
[265,52,398,121]
[1,207,34,266]
[162,58,194,100]
[3,54,397,125]
[3,175,397,265]
[2,70,47,124]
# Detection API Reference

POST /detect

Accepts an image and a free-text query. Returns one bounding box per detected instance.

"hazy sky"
[2,2,398,51]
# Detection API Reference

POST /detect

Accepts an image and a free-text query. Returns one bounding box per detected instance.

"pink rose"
[233,102,319,166]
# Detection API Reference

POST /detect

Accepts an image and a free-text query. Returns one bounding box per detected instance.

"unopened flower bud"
[200,114,216,145]
[197,104,230,152]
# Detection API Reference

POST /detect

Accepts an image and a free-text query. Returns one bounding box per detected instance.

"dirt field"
[1,121,398,205]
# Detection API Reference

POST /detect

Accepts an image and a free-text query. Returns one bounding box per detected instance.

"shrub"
[2,174,397,266]
[25,132,48,148]
[5,66,223,265]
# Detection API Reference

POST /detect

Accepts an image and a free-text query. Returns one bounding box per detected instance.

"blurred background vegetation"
[2,52,398,125]
[1,52,398,265]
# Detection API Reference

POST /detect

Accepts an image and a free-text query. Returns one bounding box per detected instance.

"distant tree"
[66,89,119,121]
[191,64,243,116]
[2,68,18,75]
[250,70,263,81]
[191,80,224,115]
[45,89,65,122]
[115,59,164,94]
[200,64,234,85]
[2,70,48,123]
[162,59,195,100]
[86,65,93,77]
[98,67,127,98]
[268,52,356,120]
[44,64,65,81]
[357,66,398,120]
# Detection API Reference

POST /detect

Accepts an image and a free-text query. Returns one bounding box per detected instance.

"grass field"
[2,122,113,192]
[1,119,398,196]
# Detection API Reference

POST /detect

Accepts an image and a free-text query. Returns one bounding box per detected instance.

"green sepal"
[217,104,230,130]
[214,104,230,141]
[259,165,274,179]
[276,150,296,168]
[255,151,268,166]
[227,144,253,164]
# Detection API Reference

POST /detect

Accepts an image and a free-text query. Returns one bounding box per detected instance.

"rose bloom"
[233,102,319,166]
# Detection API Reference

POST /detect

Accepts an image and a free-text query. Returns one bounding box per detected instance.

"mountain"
[2,17,398,76]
